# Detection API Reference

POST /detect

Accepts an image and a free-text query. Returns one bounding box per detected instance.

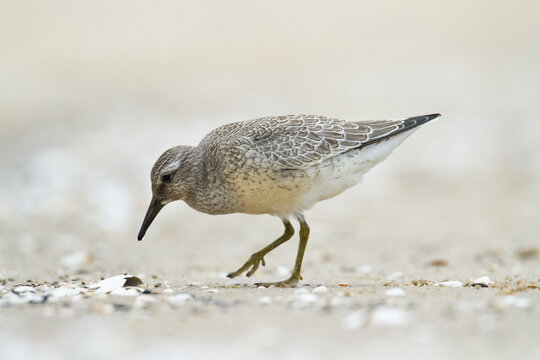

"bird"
[137,113,441,287]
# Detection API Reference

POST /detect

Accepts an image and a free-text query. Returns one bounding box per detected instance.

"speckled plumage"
[138,113,441,286]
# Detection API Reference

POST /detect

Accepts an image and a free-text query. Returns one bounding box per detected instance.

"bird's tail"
[360,113,441,147]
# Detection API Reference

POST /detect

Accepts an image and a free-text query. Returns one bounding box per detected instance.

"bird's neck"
[182,146,235,215]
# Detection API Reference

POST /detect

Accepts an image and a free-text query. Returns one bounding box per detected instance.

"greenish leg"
[227,219,294,279]
[256,213,310,288]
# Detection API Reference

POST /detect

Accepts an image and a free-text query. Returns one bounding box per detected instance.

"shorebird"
[138,113,441,287]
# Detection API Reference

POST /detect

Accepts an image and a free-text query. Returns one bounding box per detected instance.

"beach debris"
[90,274,144,294]
[471,276,493,287]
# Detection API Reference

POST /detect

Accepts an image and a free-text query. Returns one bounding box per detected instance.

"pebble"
[385,288,406,297]
[337,282,349,287]
[204,289,219,293]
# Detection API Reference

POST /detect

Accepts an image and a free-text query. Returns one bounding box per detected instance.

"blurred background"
[1,0,538,276]
[0,1,539,358]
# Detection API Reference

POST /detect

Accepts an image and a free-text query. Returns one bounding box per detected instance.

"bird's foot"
[227,251,267,278]
[255,274,302,288]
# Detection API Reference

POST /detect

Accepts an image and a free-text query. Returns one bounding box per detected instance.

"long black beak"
[138,196,164,241]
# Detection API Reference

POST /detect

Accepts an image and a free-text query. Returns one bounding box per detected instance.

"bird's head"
[137,145,195,241]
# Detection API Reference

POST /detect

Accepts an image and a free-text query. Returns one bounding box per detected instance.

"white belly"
[292,130,417,212]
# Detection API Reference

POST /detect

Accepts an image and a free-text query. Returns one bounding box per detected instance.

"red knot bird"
[138,113,441,287]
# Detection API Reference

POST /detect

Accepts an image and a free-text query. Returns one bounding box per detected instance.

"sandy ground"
[1,1,540,359]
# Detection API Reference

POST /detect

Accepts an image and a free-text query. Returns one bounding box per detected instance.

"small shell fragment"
[437,281,463,288]
[313,285,328,293]
[385,288,406,297]
[90,274,144,294]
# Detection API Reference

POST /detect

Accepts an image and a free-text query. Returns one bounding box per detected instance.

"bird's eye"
[161,173,173,183]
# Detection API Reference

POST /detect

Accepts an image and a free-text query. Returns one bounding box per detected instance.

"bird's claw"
[227,252,266,279]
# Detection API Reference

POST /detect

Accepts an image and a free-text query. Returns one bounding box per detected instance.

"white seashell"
[436,281,463,288]
[385,288,406,297]
[259,296,272,304]
[313,285,328,293]
[109,288,140,296]
[51,286,86,298]
[12,286,35,294]
[91,274,143,294]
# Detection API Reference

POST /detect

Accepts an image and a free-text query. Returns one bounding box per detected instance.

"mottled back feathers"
[201,114,440,170]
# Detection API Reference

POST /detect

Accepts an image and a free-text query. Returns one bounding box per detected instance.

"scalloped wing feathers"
[203,114,438,170]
